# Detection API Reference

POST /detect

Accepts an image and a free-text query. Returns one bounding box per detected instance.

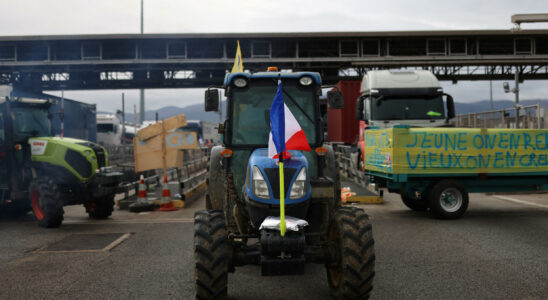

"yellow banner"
[231,40,243,73]
[363,127,548,174]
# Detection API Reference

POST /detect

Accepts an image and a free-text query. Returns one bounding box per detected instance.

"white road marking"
[491,195,548,209]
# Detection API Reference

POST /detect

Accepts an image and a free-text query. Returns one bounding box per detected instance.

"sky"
[1,0,547,113]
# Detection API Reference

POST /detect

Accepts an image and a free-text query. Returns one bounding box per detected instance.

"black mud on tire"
[401,193,429,211]
[194,210,229,300]
[29,177,64,228]
[86,195,114,219]
[326,206,375,300]
[428,180,469,219]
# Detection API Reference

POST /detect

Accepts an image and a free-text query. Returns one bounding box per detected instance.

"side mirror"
[327,90,344,109]
[355,97,365,121]
[445,94,455,119]
[205,89,219,112]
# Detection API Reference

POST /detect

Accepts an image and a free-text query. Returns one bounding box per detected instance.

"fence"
[455,104,545,129]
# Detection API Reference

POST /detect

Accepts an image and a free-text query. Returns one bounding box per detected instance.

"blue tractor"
[195,69,375,299]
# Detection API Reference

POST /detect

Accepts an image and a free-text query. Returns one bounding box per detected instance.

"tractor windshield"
[230,78,317,146]
[12,107,51,141]
[372,96,445,121]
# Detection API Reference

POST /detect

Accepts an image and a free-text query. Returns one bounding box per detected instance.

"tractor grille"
[77,142,106,168]
[65,149,92,178]
[263,168,297,199]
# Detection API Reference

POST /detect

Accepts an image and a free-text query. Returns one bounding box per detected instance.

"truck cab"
[356,69,455,128]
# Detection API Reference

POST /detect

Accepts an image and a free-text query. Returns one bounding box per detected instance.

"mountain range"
[107,99,548,123]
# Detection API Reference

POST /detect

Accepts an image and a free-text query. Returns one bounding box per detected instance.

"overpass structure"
[0,29,547,90]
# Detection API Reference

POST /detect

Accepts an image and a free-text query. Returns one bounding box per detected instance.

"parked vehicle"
[198,68,375,299]
[97,113,122,145]
[0,87,122,227]
[355,70,548,219]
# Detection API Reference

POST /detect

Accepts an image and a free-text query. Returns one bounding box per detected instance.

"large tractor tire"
[326,207,375,300]
[194,210,229,300]
[428,180,469,219]
[206,146,224,210]
[401,193,429,211]
[85,195,115,219]
[29,177,64,228]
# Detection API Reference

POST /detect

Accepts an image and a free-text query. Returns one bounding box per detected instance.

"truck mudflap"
[92,170,123,197]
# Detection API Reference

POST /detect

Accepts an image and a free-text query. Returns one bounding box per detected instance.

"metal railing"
[113,147,210,208]
[455,104,545,129]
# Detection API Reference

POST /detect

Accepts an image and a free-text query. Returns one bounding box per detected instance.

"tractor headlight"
[290,168,307,199]
[233,77,248,88]
[253,166,270,199]
[299,76,313,86]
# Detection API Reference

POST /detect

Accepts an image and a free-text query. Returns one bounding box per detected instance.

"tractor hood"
[244,148,310,205]
[29,137,108,181]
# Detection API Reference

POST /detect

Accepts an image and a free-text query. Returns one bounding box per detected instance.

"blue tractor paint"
[225,71,322,86]
[244,149,310,205]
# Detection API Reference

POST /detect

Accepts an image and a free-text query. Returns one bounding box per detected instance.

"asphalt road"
[0,192,547,299]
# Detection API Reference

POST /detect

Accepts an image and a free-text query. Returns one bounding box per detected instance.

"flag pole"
[279,152,286,237]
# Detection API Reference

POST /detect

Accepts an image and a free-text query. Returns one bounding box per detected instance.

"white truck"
[96,114,122,145]
[355,69,455,128]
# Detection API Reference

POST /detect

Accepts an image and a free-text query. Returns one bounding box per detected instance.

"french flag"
[268,80,311,159]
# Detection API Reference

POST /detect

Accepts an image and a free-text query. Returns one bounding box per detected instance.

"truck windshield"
[372,96,445,121]
[12,107,51,141]
[231,79,317,146]
[97,124,115,133]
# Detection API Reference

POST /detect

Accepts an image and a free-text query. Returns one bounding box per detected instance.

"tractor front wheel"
[29,177,64,228]
[86,195,115,219]
[194,210,229,300]
[326,206,375,299]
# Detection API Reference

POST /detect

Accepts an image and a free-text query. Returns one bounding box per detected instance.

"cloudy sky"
[1,0,547,112]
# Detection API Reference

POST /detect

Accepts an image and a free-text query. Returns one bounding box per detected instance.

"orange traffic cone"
[159,175,177,211]
[129,175,155,212]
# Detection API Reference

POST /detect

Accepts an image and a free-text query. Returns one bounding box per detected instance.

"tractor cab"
[205,70,337,228]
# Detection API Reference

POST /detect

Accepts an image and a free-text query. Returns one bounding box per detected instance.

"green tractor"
[0,92,122,227]
[197,69,375,299]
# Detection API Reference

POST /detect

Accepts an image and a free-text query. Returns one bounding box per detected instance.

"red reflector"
[221,149,233,158]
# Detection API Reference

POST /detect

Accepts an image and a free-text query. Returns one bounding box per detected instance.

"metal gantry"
[0,29,547,91]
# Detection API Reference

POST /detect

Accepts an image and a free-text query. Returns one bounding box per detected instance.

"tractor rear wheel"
[29,177,64,228]
[86,195,114,219]
[326,206,375,300]
[194,210,229,300]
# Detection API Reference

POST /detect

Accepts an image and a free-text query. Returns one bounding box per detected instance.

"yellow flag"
[231,40,243,73]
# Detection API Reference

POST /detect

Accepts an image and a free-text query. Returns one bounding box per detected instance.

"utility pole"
[514,71,520,129]
[139,0,145,125]
[489,80,493,110]
[121,93,126,162]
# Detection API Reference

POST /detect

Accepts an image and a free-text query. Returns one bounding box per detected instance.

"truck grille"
[263,168,297,199]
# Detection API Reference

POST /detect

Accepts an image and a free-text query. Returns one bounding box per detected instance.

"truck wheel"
[428,180,469,219]
[401,194,429,211]
[194,210,229,300]
[326,207,375,299]
[86,196,114,219]
[29,177,64,228]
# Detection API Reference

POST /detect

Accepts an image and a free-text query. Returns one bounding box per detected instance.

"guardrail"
[331,143,368,186]
[115,148,210,209]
